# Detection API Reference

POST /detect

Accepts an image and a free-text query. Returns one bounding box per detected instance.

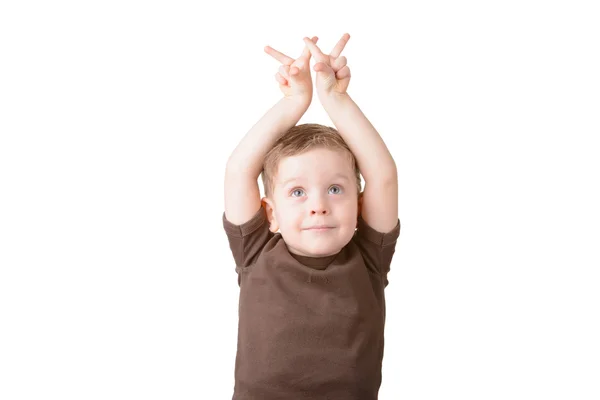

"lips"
[305,226,334,230]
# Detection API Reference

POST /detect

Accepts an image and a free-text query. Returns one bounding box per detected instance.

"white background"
[1,0,599,399]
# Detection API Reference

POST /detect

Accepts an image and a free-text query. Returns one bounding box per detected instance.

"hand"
[302,33,351,98]
[264,36,318,101]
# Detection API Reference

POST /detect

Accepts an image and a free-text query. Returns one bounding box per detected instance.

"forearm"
[321,93,397,183]
[227,96,310,177]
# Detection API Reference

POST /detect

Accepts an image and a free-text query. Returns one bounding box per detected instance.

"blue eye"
[329,185,342,194]
[290,186,343,197]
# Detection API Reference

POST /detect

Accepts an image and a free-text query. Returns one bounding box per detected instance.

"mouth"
[305,226,334,231]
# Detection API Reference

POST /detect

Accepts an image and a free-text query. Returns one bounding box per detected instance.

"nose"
[309,196,329,215]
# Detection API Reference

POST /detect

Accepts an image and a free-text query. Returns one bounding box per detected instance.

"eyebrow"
[280,173,351,188]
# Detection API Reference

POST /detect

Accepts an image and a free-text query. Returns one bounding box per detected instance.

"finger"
[279,65,290,79]
[331,56,347,72]
[264,45,294,65]
[330,33,350,59]
[289,66,299,76]
[275,72,288,86]
[335,65,351,80]
[300,36,318,59]
[302,37,327,62]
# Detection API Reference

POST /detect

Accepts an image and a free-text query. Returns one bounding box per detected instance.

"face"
[262,148,360,257]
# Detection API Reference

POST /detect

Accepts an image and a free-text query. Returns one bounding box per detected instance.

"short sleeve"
[222,207,274,276]
[353,214,401,287]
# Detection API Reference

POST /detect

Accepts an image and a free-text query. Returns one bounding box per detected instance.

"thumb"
[313,62,333,74]
[313,62,336,89]
[288,66,306,84]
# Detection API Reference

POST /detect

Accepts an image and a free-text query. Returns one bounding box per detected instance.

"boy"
[223,34,400,399]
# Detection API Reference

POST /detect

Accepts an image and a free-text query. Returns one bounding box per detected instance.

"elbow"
[379,163,398,185]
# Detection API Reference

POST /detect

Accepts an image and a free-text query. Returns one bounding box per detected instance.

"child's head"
[260,123,363,257]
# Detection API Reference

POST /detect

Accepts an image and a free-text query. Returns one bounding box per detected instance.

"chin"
[306,244,341,257]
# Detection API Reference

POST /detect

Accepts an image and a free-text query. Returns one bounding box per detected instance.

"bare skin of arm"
[303,34,398,233]
[224,38,318,225]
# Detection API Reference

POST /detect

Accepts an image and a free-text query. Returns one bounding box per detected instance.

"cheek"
[276,204,302,226]
[339,203,358,229]
[338,197,358,213]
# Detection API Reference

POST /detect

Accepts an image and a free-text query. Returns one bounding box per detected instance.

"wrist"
[319,91,349,107]
[283,93,312,108]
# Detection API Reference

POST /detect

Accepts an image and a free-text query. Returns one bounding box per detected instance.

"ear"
[356,191,364,227]
[261,197,279,233]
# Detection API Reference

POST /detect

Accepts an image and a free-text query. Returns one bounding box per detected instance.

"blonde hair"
[261,123,362,199]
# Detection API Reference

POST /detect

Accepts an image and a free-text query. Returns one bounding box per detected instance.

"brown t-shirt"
[222,207,401,399]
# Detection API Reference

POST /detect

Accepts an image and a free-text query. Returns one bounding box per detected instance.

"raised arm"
[224,37,318,225]
[303,34,398,233]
